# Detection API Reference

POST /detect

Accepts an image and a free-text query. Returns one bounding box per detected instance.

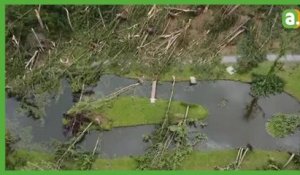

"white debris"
[226,66,236,75]
[150,97,156,103]
[190,76,197,85]
[150,80,157,103]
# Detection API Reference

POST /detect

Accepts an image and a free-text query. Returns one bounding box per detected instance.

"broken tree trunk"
[150,80,157,103]
[283,153,295,169]
[56,121,94,166]
[160,76,176,131]
[183,105,190,124]
[104,82,140,101]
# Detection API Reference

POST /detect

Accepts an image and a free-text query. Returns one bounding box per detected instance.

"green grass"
[181,150,295,170]
[6,149,54,170]
[91,150,296,170]
[226,62,300,101]
[224,62,300,101]
[8,149,297,170]
[92,157,137,170]
[98,96,208,127]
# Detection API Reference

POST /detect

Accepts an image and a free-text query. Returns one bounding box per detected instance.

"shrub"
[266,114,300,138]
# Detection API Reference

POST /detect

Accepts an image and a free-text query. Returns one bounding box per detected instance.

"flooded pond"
[6,75,300,157]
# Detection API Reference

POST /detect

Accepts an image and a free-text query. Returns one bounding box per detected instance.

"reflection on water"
[6,75,300,157]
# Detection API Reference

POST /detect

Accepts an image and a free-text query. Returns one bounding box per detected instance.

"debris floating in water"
[190,76,197,85]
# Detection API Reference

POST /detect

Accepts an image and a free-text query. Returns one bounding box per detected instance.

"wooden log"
[150,80,157,103]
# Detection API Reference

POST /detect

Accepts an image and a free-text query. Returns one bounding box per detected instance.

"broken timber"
[150,80,157,103]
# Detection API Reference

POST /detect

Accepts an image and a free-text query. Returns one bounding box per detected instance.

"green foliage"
[21,161,58,170]
[236,25,266,73]
[54,141,97,170]
[5,5,121,119]
[6,148,55,170]
[5,130,18,170]
[250,73,285,97]
[136,102,206,170]
[93,157,137,170]
[266,114,300,138]
[192,56,225,79]
[76,153,96,170]
[137,122,205,170]
[6,6,71,41]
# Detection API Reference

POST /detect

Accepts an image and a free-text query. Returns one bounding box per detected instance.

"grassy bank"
[181,150,295,170]
[10,149,296,170]
[93,150,296,170]
[225,62,300,101]
[68,96,208,128]
[6,149,54,170]
[123,62,300,101]
[93,157,137,170]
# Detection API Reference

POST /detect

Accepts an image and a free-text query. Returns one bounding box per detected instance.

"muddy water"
[6,75,300,157]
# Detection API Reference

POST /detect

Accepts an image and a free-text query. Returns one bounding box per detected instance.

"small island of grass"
[67,96,208,129]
